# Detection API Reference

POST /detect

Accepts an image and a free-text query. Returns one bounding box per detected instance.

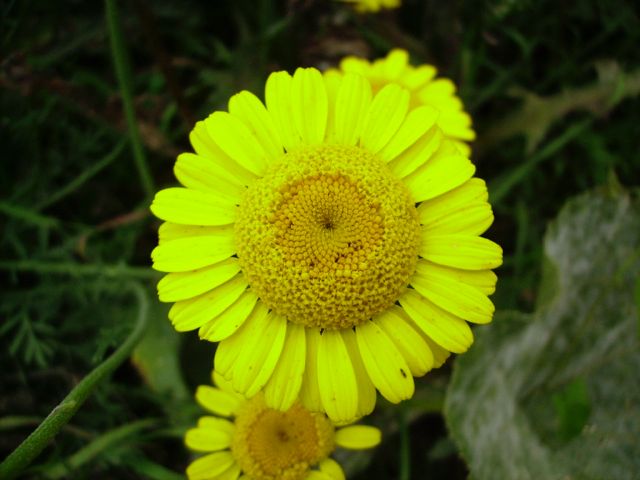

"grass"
[1,0,639,478]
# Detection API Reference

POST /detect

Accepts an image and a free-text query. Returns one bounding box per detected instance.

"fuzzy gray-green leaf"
[445,190,640,480]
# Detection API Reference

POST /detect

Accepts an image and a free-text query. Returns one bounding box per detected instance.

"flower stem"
[105,0,155,201]
[398,403,411,480]
[0,282,150,479]
[0,260,158,279]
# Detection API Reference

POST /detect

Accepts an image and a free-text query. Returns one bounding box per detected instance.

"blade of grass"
[105,0,155,201]
[0,282,150,480]
[44,419,158,479]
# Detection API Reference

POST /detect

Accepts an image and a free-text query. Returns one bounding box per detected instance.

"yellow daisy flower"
[333,49,475,156]
[339,0,401,13]
[150,67,502,424]
[185,373,381,480]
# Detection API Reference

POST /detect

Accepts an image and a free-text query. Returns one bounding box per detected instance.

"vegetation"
[1,0,639,478]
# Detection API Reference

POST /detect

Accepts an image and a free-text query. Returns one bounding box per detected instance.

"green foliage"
[446,190,640,479]
[1,0,640,478]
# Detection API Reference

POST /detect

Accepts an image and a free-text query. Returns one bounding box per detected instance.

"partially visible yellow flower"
[333,49,475,156]
[340,0,401,13]
[185,373,381,480]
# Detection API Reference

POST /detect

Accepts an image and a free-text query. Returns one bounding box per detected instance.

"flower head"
[151,67,502,424]
[185,373,381,480]
[332,49,475,156]
[339,0,401,13]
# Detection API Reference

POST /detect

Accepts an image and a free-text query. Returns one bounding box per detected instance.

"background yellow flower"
[339,0,401,13]
[333,49,475,156]
[185,373,380,480]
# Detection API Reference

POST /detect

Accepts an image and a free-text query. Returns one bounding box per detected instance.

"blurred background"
[1,0,639,478]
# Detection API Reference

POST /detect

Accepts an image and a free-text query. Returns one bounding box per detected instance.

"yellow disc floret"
[235,144,420,330]
[231,394,334,480]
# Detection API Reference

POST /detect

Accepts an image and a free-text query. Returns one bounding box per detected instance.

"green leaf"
[445,190,640,480]
[131,295,190,423]
[552,378,591,443]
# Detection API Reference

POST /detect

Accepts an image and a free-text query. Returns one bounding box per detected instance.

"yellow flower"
[150,67,502,424]
[185,373,381,480]
[339,0,401,13]
[333,49,475,156]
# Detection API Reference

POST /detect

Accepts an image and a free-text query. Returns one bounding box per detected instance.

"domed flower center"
[235,144,420,330]
[231,394,334,480]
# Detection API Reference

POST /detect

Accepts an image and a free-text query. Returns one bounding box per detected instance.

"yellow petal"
[212,371,239,396]
[438,267,497,295]
[399,289,473,353]
[186,451,235,480]
[419,234,503,270]
[418,178,489,224]
[423,202,492,236]
[418,78,456,101]
[231,313,287,397]
[322,69,342,142]
[341,329,377,418]
[157,258,241,303]
[333,73,372,146]
[189,122,256,187]
[319,458,345,480]
[420,332,451,368]
[339,56,369,75]
[264,323,306,411]
[403,64,437,89]
[197,416,235,436]
[359,84,410,154]
[439,110,476,141]
[291,68,328,144]
[389,126,442,178]
[157,222,231,245]
[195,386,243,417]
[375,307,434,376]
[378,105,439,163]
[216,464,241,480]
[214,302,269,379]
[452,139,472,157]
[404,147,475,203]
[381,49,409,78]
[168,276,248,332]
[317,330,358,424]
[356,321,414,404]
[150,187,236,226]
[299,328,323,412]
[306,472,334,480]
[228,91,283,162]
[334,425,381,450]
[151,235,235,272]
[174,153,246,200]
[265,71,301,151]
[411,261,495,323]
[184,426,232,452]
[205,111,268,176]
[198,290,259,342]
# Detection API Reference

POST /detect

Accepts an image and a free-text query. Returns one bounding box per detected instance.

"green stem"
[0,283,150,480]
[105,0,155,201]
[36,140,127,211]
[398,404,411,480]
[0,260,158,279]
[488,119,592,204]
[0,202,59,228]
